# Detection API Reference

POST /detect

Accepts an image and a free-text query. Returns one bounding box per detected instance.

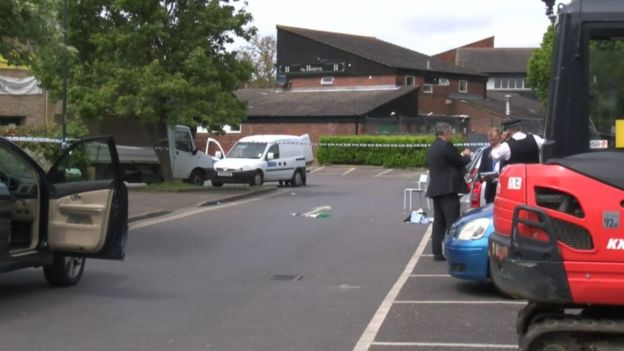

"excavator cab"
[489,1,624,350]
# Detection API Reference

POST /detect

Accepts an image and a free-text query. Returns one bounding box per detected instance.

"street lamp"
[542,0,557,24]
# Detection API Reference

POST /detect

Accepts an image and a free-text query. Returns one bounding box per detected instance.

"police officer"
[491,119,544,168]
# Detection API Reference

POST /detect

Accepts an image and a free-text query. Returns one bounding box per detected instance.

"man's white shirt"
[490,132,545,161]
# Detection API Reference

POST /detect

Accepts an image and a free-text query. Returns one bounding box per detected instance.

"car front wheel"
[250,171,263,186]
[43,255,86,287]
[188,169,205,185]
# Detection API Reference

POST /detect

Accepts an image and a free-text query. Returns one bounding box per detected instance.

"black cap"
[502,118,521,129]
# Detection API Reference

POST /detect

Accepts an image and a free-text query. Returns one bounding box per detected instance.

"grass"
[136,181,273,193]
[140,181,205,192]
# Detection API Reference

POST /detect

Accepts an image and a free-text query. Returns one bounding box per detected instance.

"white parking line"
[394,300,526,305]
[352,225,432,351]
[374,169,393,177]
[342,167,356,176]
[310,166,325,174]
[371,341,518,349]
[129,190,284,231]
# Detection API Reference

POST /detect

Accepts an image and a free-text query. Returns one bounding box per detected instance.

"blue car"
[443,204,494,282]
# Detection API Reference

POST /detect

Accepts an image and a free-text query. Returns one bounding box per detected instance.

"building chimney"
[504,94,512,116]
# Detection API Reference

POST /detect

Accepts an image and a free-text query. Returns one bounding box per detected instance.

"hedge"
[0,121,87,170]
[316,135,464,168]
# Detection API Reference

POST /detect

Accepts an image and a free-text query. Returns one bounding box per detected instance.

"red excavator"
[489,0,624,350]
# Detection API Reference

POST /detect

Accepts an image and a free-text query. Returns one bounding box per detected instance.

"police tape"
[230,140,489,148]
[5,136,64,143]
[315,142,488,148]
[4,135,489,149]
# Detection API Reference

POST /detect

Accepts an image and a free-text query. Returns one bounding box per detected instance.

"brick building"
[203,26,501,151]
[435,37,544,134]
[0,63,59,127]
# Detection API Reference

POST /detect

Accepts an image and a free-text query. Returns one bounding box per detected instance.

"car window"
[175,132,193,152]
[268,144,279,159]
[227,142,267,159]
[49,141,114,184]
[0,147,37,194]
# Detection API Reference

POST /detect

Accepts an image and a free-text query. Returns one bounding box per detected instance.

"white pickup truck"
[116,125,224,185]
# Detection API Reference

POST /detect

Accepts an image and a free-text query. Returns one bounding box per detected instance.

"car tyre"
[43,255,86,287]
[250,171,263,186]
[212,180,224,187]
[291,170,303,187]
[188,169,205,186]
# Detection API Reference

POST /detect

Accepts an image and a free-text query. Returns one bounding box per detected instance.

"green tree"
[33,0,256,180]
[0,0,64,66]
[527,25,554,105]
[238,34,277,88]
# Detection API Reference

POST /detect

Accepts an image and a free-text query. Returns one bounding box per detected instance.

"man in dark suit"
[478,127,502,204]
[426,122,472,261]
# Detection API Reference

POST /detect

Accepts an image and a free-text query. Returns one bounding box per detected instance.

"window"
[459,80,468,93]
[405,76,416,86]
[0,116,24,127]
[227,142,267,159]
[50,141,114,183]
[423,84,433,94]
[588,29,624,150]
[267,144,280,159]
[438,78,450,86]
[320,76,334,85]
[492,77,529,90]
[222,124,241,134]
[175,131,193,152]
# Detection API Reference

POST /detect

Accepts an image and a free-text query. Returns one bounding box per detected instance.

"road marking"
[372,341,517,349]
[409,274,451,278]
[352,224,432,351]
[129,190,283,231]
[310,166,325,174]
[341,167,356,176]
[374,169,393,177]
[394,300,526,305]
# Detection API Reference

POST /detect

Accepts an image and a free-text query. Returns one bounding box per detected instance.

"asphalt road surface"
[0,166,522,351]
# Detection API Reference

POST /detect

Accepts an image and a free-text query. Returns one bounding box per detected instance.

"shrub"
[0,120,87,170]
[317,135,463,168]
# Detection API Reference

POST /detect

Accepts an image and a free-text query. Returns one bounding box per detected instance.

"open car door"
[47,137,128,260]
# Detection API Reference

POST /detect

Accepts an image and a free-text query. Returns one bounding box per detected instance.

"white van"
[212,134,313,187]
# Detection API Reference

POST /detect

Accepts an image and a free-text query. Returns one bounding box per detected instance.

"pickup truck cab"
[212,134,313,187]
[116,125,223,185]
[0,136,127,286]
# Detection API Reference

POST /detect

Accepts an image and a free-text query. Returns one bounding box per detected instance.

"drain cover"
[271,274,304,281]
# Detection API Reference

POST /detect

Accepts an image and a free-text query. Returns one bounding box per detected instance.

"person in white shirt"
[490,119,544,168]
[478,127,502,204]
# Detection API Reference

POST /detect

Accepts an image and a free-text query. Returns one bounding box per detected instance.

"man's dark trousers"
[431,194,460,256]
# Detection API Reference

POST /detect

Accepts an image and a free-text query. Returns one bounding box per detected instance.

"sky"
[242,0,558,55]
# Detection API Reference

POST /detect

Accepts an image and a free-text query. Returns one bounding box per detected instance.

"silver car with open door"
[0,136,128,286]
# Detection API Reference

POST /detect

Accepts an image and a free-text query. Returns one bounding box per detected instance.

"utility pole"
[61,0,68,149]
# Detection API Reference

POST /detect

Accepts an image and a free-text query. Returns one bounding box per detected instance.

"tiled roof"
[236,86,418,117]
[453,91,544,119]
[277,25,485,77]
[455,48,535,74]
